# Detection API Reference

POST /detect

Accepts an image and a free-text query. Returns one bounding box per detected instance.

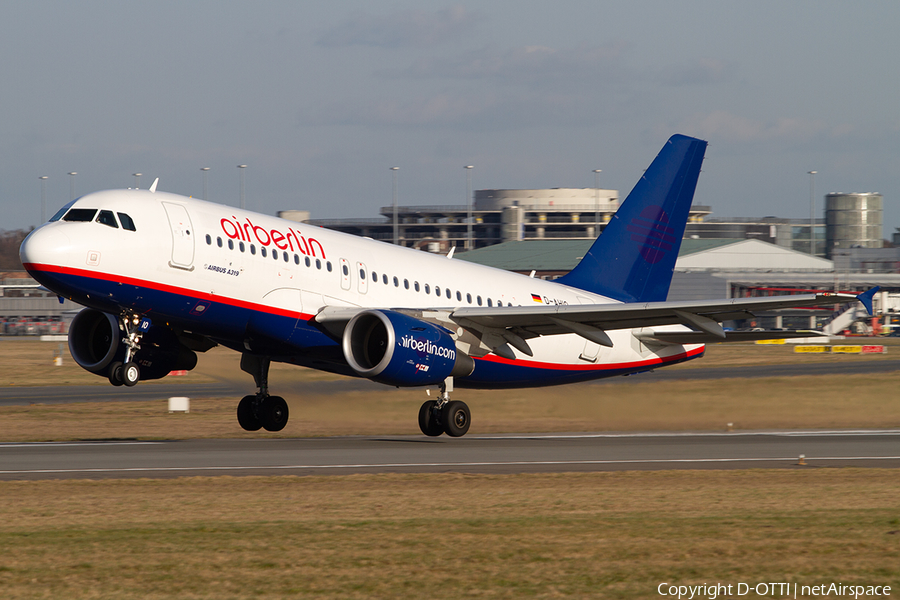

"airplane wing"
[448,290,875,357]
[315,289,877,360]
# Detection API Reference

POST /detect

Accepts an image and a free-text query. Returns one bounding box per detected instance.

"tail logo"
[626,205,677,265]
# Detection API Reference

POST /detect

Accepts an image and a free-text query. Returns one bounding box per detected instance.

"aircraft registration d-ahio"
[20,135,876,437]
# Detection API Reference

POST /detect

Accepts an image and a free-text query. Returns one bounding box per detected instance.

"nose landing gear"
[108,313,147,387]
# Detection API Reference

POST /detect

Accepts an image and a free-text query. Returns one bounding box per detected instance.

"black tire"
[260,395,289,432]
[237,395,262,431]
[418,400,444,437]
[108,362,124,386]
[442,401,470,437]
[122,361,140,387]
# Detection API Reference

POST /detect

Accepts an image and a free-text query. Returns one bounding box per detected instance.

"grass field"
[0,471,897,599]
[1,338,898,598]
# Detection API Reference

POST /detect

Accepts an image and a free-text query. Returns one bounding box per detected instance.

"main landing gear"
[108,313,145,387]
[418,379,471,437]
[237,354,289,432]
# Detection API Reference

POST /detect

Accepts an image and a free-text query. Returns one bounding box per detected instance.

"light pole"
[390,167,399,245]
[808,170,817,256]
[68,172,77,200]
[39,176,48,223]
[465,165,474,250]
[201,167,210,201]
[593,169,602,238]
[132,172,142,189]
[237,165,247,210]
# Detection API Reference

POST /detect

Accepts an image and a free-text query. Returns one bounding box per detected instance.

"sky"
[2,1,899,237]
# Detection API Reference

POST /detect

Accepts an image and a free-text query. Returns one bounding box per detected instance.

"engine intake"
[67,309,197,381]
[342,310,473,386]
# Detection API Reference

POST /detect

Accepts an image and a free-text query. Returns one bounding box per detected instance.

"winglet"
[856,286,879,316]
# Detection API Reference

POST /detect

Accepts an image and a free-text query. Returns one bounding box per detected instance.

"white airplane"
[19,135,876,437]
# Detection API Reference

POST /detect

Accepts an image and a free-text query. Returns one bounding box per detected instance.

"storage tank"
[825,192,882,258]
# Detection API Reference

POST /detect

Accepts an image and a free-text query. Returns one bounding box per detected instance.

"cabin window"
[466,293,472,304]
[63,208,97,222]
[446,288,451,299]
[414,281,420,292]
[117,213,136,231]
[435,286,441,296]
[228,239,234,250]
[283,251,289,262]
[393,276,399,287]
[371,271,378,282]
[477,296,482,306]
[342,264,349,276]
[294,254,300,265]
[326,261,332,272]
[239,242,245,253]
[316,259,321,269]
[359,269,366,279]
[205,235,212,245]
[217,237,223,248]
[424,284,430,294]
[250,244,256,255]
[261,247,267,257]
[456,291,462,301]
[487,298,492,307]
[383,274,388,285]
[305,256,311,267]
[404,279,409,290]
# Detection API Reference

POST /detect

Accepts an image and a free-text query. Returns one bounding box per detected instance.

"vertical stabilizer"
[556,134,707,302]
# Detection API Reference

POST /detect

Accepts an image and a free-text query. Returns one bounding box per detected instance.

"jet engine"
[341,310,473,387]
[67,308,198,381]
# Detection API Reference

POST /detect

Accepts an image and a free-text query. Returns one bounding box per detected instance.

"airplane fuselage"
[22,189,703,389]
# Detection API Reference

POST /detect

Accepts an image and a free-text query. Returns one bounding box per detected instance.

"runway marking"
[467,429,900,440]
[3,456,900,476]
[0,442,161,449]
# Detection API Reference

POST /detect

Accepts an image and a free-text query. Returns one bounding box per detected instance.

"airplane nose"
[19,225,72,270]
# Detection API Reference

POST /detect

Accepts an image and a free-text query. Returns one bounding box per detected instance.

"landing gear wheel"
[418,400,444,437]
[108,362,124,386]
[260,395,289,432]
[122,361,140,387]
[237,395,262,431]
[442,401,470,437]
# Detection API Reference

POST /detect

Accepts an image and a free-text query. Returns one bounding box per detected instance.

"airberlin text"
[220,217,326,259]
[658,582,891,599]
[399,335,456,360]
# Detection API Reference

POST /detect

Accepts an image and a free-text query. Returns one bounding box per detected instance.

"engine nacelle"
[67,309,197,381]
[342,310,473,387]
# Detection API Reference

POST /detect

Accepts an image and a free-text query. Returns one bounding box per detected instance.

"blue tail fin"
[556,134,707,302]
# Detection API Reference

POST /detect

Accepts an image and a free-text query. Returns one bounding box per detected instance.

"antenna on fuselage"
[149,178,159,193]
[447,246,455,259]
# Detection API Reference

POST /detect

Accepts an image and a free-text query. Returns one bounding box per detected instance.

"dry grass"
[3,337,898,387]
[0,470,897,599]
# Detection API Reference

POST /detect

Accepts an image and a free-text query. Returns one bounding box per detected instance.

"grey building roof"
[456,238,744,272]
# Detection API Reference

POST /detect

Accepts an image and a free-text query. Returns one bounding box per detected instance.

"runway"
[2,430,898,480]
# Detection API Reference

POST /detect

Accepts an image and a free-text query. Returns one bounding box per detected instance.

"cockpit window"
[49,200,77,222]
[96,210,119,228]
[118,213,136,231]
[62,208,98,222]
